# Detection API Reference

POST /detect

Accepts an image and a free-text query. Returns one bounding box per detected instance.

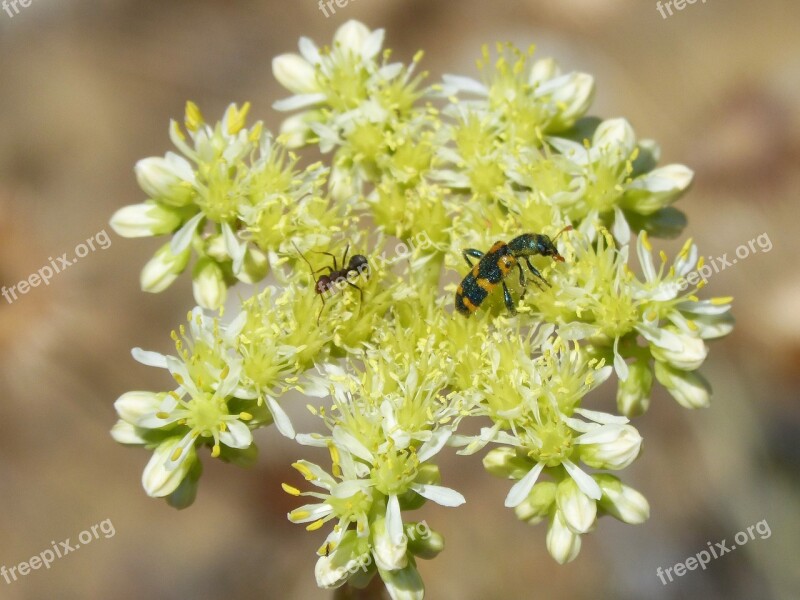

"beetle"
[454,228,571,317]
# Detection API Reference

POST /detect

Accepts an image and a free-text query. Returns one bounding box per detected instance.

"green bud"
[515,481,556,524]
[617,355,653,417]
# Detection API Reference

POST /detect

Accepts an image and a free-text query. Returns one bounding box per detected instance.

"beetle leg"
[525,258,550,290]
[462,248,484,267]
[502,281,517,316]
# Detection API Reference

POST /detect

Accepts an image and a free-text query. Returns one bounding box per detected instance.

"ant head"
[349,254,369,274]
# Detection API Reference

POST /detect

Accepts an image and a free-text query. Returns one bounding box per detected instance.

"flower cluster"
[111,19,734,599]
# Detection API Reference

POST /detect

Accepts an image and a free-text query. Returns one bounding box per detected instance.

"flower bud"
[110,202,183,238]
[649,329,707,370]
[142,437,196,498]
[616,356,653,417]
[135,154,195,207]
[546,511,582,564]
[272,53,319,95]
[654,361,711,409]
[483,447,531,480]
[113,390,163,423]
[595,474,650,524]
[237,247,269,284]
[140,242,191,293]
[547,72,595,132]
[623,164,694,215]
[204,234,229,262]
[406,523,444,559]
[580,424,642,470]
[556,478,597,534]
[192,258,227,310]
[515,481,556,525]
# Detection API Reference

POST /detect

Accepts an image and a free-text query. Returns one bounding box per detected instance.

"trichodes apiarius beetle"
[454,228,571,317]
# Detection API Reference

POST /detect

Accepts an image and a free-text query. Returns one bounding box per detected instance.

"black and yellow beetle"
[454,228,571,317]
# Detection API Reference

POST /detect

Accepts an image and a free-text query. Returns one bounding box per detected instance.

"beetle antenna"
[553,225,573,241]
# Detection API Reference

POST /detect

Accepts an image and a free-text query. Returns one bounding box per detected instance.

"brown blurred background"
[0,0,798,598]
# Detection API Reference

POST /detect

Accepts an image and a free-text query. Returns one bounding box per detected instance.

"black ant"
[292,242,370,324]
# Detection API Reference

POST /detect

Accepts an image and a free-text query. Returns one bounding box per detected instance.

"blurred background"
[0,0,798,598]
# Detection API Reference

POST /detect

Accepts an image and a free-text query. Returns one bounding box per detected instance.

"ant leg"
[345,281,363,317]
[525,258,550,290]
[341,244,350,270]
[316,296,327,326]
[312,250,339,272]
[462,249,484,268]
[502,281,517,316]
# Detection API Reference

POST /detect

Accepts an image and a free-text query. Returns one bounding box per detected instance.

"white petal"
[504,462,545,508]
[386,494,404,545]
[272,53,319,95]
[562,460,601,500]
[636,232,658,283]
[298,36,321,64]
[613,338,629,382]
[360,28,385,60]
[613,207,631,245]
[416,430,451,463]
[573,408,629,425]
[219,419,252,449]
[334,20,371,53]
[291,502,334,523]
[332,427,373,463]
[410,483,465,507]
[110,421,147,444]
[169,212,204,254]
[557,321,600,340]
[131,348,169,369]
[441,74,488,95]
[594,118,636,155]
[266,395,295,439]
[114,390,163,423]
[142,437,194,497]
[636,323,684,352]
[166,355,200,396]
[272,93,328,112]
[222,222,246,274]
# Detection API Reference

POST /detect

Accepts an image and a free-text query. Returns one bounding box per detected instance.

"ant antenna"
[291,241,317,278]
